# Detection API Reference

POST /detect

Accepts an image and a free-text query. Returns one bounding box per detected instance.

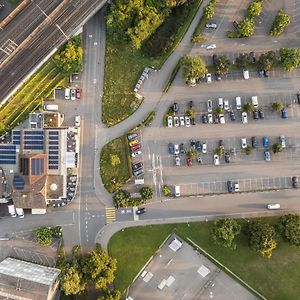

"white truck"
[8,205,16,217]
[43,104,58,111]
[16,207,24,218]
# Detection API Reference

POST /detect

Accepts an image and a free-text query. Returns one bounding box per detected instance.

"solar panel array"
[31,158,45,176]
[13,175,25,190]
[48,131,59,170]
[0,144,16,164]
[23,130,44,150]
[12,130,21,145]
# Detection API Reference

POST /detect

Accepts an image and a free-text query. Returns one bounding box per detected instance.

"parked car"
[251,136,257,148]
[136,207,146,215]
[225,152,230,163]
[207,100,213,112]
[233,20,238,29]
[167,116,173,127]
[227,181,234,193]
[241,138,247,149]
[243,69,249,80]
[180,116,185,126]
[258,70,264,78]
[134,168,144,176]
[129,139,139,147]
[279,135,286,148]
[292,176,298,188]
[219,139,224,149]
[131,144,141,152]
[218,97,223,108]
[190,117,196,125]
[206,22,217,29]
[173,102,179,113]
[175,155,181,166]
[187,157,193,167]
[185,116,191,127]
[131,150,142,158]
[236,96,242,110]
[168,143,175,154]
[223,100,229,110]
[242,112,248,124]
[196,141,202,152]
[264,150,271,161]
[202,114,208,124]
[281,108,287,119]
[258,109,265,119]
[229,111,236,121]
[264,70,269,78]
[180,143,186,154]
[71,89,76,100]
[208,114,213,124]
[202,142,207,154]
[249,51,256,63]
[253,110,259,120]
[76,88,81,99]
[262,136,269,148]
[234,182,240,192]
[133,162,143,171]
[197,156,203,164]
[213,114,219,124]
[174,144,180,155]
[190,139,196,149]
[174,116,179,127]
[206,73,212,83]
[215,73,221,81]
[214,154,220,165]
[206,44,216,50]
[251,96,259,108]
[188,100,193,108]
[219,114,225,124]
[128,132,138,141]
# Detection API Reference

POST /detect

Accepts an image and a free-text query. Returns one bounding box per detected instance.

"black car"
[258,109,265,119]
[215,73,221,81]
[251,136,257,148]
[132,162,143,171]
[173,102,179,113]
[213,114,219,124]
[229,111,236,121]
[190,117,196,125]
[212,54,218,65]
[196,141,202,152]
[202,114,208,124]
[263,70,269,78]
[253,110,259,120]
[249,51,256,63]
[297,92,300,104]
[227,181,234,193]
[188,100,193,108]
[219,139,224,149]
[233,20,238,29]
[190,139,196,149]
[136,207,146,215]
[292,176,298,188]
[179,143,186,154]
[225,152,230,163]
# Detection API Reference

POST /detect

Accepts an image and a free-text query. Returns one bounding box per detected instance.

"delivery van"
[43,104,58,111]
[251,96,258,108]
[236,96,242,110]
[65,88,70,100]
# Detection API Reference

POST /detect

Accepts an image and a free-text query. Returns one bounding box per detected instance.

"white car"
[206,44,216,50]
[189,78,196,87]
[241,137,247,149]
[206,23,217,29]
[174,116,179,127]
[224,100,229,110]
[218,97,223,108]
[279,135,286,148]
[234,182,240,192]
[206,73,212,83]
[242,112,248,124]
[185,116,191,127]
[219,114,225,124]
[175,155,181,166]
[131,150,142,158]
[208,114,213,124]
[207,100,213,112]
[180,116,185,126]
[243,69,249,80]
[167,116,173,128]
[214,154,220,165]
[71,89,76,100]
[202,142,207,154]
[174,144,180,155]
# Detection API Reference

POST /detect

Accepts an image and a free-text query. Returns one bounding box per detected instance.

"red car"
[131,144,141,151]
[76,89,81,99]
[187,157,193,167]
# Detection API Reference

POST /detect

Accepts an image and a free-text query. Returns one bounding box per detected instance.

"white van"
[175,185,180,197]
[65,88,70,100]
[236,97,242,110]
[251,96,258,108]
[218,98,223,108]
[75,115,81,127]
[243,69,249,80]
[267,203,280,210]
[43,104,58,111]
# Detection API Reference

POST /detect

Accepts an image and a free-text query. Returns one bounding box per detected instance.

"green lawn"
[108,220,300,299]
[0,61,67,135]
[99,136,132,193]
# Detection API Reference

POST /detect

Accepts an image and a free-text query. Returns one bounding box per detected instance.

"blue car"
[262,136,269,148]
[168,143,174,155]
[281,108,287,119]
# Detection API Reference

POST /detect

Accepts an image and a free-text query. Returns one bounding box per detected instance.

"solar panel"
[49,146,58,150]
[49,155,58,160]
[0,150,16,155]
[13,141,20,145]
[0,155,16,160]
[48,131,59,135]
[48,136,59,140]
[13,175,25,190]
[0,160,16,165]
[49,151,59,155]
[24,140,44,145]
[48,165,59,170]
[24,145,44,150]
[0,145,16,150]
[24,135,44,140]
[24,130,44,135]
[49,141,59,145]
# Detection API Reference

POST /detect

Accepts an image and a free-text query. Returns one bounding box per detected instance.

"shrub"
[140,187,154,200]
[270,10,290,36]
[35,226,53,246]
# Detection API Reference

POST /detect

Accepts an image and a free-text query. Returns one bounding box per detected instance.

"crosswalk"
[105,207,116,224]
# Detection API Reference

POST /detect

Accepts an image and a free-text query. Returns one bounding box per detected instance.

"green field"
[0,61,67,135]
[108,220,300,299]
[99,136,132,193]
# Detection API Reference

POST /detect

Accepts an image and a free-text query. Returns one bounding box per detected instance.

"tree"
[277,214,300,247]
[214,107,224,115]
[181,55,207,84]
[247,1,262,18]
[34,226,53,246]
[110,154,120,167]
[214,147,224,157]
[113,189,131,208]
[84,247,117,290]
[237,18,254,38]
[98,289,121,300]
[270,10,291,36]
[235,53,250,68]
[215,55,231,75]
[162,185,171,197]
[272,143,283,154]
[186,149,197,159]
[60,266,86,295]
[211,219,241,249]
[140,186,154,200]
[247,220,277,258]
[271,101,283,112]
[244,146,252,155]
[279,48,300,71]
[203,2,215,20]
[243,103,254,113]
[186,108,196,118]
[258,51,276,71]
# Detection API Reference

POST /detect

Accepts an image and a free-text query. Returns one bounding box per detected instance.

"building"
[0,257,60,300]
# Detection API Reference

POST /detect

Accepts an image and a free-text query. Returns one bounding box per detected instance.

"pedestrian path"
[105,207,116,224]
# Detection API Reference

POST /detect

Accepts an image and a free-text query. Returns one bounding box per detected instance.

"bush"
[162,185,171,196]
[181,55,207,83]
[113,189,131,208]
[142,111,156,126]
[237,18,254,38]
[226,31,237,38]
[247,1,262,18]
[277,214,300,247]
[279,48,300,71]
[140,186,154,200]
[270,10,290,36]
[35,226,53,246]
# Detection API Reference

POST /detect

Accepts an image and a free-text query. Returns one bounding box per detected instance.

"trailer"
[15,207,24,218]
[8,205,16,217]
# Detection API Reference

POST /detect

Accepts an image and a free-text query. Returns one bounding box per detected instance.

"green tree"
[247,220,277,258]
[279,48,300,71]
[271,101,283,112]
[270,10,291,36]
[110,154,120,167]
[211,218,241,249]
[181,55,207,84]
[113,189,131,208]
[140,186,154,200]
[235,53,250,68]
[244,145,252,155]
[258,51,276,71]
[203,2,215,20]
[214,107,224,115]
[60,266,86,295]
[215,55,231,75]
[186,149,197,159]
[243,103,254,113]
[237,18,254,38]
[84,247,117,290]
[272,143,283,154]
[247,1,262,18]
[98,289,121,300]
[277,214,300,247]
[34,226,53,246]
[162,185,171,197]
[186,108,196,118]
[214,147,225,157]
